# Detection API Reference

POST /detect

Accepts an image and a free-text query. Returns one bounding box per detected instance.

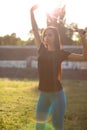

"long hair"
[42,26,62,81]
[42,26,62,50]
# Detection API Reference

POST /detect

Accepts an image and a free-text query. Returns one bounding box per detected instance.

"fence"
[0,45,87,80]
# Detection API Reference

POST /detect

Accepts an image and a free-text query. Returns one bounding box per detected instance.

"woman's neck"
[47,45,56,51]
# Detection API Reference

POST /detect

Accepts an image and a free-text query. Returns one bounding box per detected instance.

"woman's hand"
[78,29,86,39]
[30,4,41,49]
[30,4,39,12]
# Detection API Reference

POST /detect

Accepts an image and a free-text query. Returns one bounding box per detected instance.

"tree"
[0,33,27,45]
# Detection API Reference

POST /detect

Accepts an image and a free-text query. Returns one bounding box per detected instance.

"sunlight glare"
[32,0,65,13]
[38,0,61,13]
[0,0,87,41]
[31,0,65,28]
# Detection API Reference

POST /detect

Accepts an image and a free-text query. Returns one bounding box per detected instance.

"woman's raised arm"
[30,4,41,49]
[68,29,87,61]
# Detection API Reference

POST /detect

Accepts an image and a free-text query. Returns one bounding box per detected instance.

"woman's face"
[43,29,55,47]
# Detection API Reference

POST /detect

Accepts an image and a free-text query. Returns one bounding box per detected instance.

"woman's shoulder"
[38,43,47,53]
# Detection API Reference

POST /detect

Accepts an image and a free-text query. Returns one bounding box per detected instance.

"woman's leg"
[52,89,66,130]
[36,92,51,130]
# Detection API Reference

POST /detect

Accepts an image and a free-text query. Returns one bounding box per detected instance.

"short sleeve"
[60,49,71,61]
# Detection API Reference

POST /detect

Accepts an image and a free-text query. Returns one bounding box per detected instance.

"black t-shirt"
[38,44,71,92]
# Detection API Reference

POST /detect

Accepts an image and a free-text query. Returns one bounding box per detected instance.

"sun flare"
[37,0,64,13]
[30,0,87,29]
[0,0,87,41]
[31,0,65,14]
[31,0,65,27]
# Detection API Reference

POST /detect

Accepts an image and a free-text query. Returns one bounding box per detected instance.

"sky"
[0,0,87,41]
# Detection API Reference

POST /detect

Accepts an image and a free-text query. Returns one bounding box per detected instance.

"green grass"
[0,78,87,130]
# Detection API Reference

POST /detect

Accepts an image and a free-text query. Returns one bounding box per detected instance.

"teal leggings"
[36,89,66,130]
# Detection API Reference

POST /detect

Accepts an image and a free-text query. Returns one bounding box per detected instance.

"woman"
[30,4,87,130]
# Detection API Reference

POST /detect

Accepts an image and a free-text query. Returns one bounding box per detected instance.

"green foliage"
[0,79,87,130]
[0,33,28,46]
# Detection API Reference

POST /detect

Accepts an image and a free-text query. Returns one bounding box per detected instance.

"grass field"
[0,78,87,130]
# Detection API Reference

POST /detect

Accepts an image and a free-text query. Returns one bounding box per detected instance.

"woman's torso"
[38,44,71,92]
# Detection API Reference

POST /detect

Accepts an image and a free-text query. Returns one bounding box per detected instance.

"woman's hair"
[42,26,61,50]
